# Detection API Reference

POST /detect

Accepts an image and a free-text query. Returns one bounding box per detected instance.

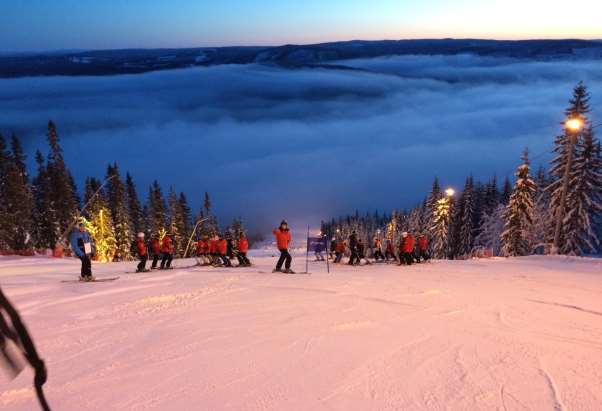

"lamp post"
[551,117,585,254]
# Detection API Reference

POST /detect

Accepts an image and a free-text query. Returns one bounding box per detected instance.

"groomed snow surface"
[1,253,601,411]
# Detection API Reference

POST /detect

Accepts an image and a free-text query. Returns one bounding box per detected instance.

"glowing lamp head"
[445,188,455,197]
[565,118,584,132]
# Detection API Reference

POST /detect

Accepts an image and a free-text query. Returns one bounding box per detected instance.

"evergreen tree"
[474,204,505,256]
[167,187,184,257]
[106,163,132,261]
[82,178,116,262]
[45,121,79,242]
[560,125,602,254]
[457,176,475,257]
[31,150,57,249]
[0,135,10,250]
[501,149,537,256]
[147,181,167,237]
[430,195,452,259]
[125,172,144,235]
[0,136,34,250]
[501,177,512,205]
[177,192,192,253]
[547,82,592,253]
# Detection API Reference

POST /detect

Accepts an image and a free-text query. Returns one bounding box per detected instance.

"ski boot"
[283,268,296,274]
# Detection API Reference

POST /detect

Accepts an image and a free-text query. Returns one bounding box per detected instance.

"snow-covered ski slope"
[1,254,601,411]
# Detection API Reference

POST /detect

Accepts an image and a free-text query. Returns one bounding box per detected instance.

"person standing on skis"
[334,239,346,263]
[373,237,384,262]
[134,232,149,272]
[399,232,415,265]
[160,234,174,270]
[273,220,294,273]
[417,234,430,262]
[150,234,161,269]
[236,233,251,267]
[329,237,337,260]
[69,222,96,281]
[217,234,232,267]
[347,230,360,266]
[385,239,397,263]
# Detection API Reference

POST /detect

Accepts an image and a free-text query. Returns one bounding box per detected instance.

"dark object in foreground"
[0,287,51,411]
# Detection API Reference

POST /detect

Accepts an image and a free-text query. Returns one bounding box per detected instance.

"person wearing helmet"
[273,220,294,273]
[217,234,232,267]
[69,222,96,281]
[134,232,149,273]
[236,233,251,267]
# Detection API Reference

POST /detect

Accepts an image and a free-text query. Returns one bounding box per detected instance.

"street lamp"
[551,116,585,254]
[445,188,455,197]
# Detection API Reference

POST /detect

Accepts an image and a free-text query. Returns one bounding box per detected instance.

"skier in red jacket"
[150,235,161,269]
[417,234,430,262]
[217,235,232,267]
[399,232,415,265]
[236,233,251,267]
[196,237,211,265]
[334,240,346,263]
[273,220,294,273]
[134,232,149,273]
[160,234,174,269]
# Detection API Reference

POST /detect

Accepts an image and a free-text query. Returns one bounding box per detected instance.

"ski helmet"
[137,232,145,239]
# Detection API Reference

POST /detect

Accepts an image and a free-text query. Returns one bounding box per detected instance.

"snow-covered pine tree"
[125,172,145,236]
[457,176,475,257]
[501,177,512,205]
[31,150,57,249]
[560,125,602,254]
[424,177,442,230]
[177,192,192,248]
[45,121,79,242]
[105,163,132,261]
[167,187,184,257]
[0,135,10,251]
[474,204,505,256]
[501,149,537,256]
[147,181,167,237]
[0,136,34,251]
[430,195,452,259]
[82,178,116,262]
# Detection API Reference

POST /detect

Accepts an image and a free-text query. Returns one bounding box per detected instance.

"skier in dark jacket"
[356,238,370,265]
[329,237,337,260]
[385,239,397,262]
[347,231,360,265]
[69,223,96,281]
[134,232,149,272]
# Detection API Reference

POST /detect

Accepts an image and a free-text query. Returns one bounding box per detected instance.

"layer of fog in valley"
[1,54,601,231]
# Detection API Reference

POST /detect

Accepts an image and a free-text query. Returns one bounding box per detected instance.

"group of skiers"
[330,231,430,266]
[69,219,428,280]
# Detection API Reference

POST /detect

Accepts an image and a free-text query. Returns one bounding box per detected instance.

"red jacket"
[151,238,161,254]
[136,239,147,257]
[196,240,209,254]
[273,229,291,250]
[161,236,174,254]
[217,238,228,255]
[335,241,346,253]
[209,238,218,254]
[401,235,415,253]
[374,238,382,249]
[418,236,428,251]
[238,237,249,253]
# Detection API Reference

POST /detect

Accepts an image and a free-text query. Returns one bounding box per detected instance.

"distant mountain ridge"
[1,39,601,78]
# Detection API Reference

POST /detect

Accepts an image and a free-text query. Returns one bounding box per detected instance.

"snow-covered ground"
[1,254,601,411]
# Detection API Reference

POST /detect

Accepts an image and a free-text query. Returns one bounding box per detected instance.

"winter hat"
[280,220,288,226]
[137,232,145,239]
[402,232,408,237]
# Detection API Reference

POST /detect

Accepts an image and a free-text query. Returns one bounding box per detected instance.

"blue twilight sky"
[1,0,602,51]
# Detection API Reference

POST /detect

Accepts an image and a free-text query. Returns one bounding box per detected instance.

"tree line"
[0,121,245,260]
[322,82,602,258]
